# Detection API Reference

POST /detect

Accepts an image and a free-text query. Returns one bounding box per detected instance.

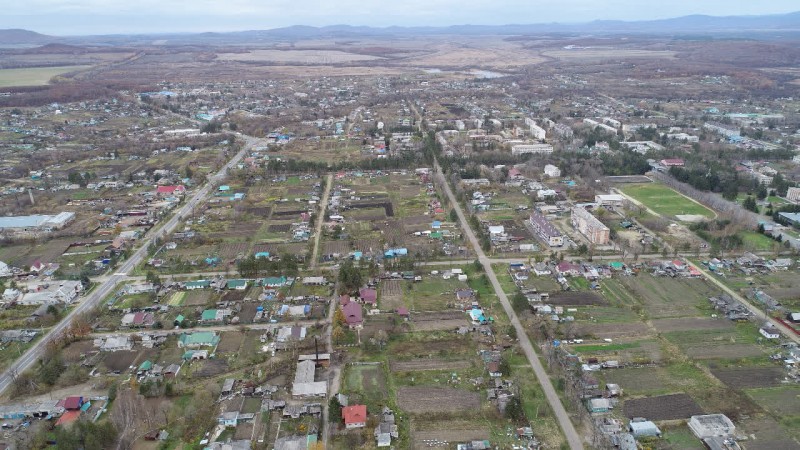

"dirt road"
[434,159,584,450]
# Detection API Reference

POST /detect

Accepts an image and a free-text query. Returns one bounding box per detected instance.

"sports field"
[620,183,715,219]
[0,65,92,87]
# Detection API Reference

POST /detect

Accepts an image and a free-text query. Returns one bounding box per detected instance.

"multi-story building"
[544,164,561,178]
[571,207,610,245]
[529,211,563,247]
[787,187,800,203]
[512,144,554,155]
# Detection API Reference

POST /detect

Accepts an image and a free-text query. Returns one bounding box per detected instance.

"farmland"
[0,65,93,87]
[620,183,715,219]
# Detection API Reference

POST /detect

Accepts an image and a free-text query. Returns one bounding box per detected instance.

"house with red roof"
[556,261,581,277]
[156,185,186,198]
[339,295,351,306]
[62,396,83,410]
[343,302,363,329]
[359,288,378,306]
[660,159,685,167]
[342,404,367,429]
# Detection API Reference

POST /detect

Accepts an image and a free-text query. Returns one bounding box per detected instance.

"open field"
[397,387,480,414]
[542,49,677,61]
[216,49,385,63]
[620,183,715,219]
[0,65,93,87]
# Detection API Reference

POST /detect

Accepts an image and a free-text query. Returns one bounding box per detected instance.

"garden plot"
[651,317,733,333]
[218,242,250,259]
[412,421,489,450]
[217,331,245,354]
[599,367,669,397]
[747,386,800,416]
[623,393,704,420]
[344,364,387,411]
[195,359,229,377]
[100,350,147,372]
[549,291,608,306]
[738,417,800,450]
[390,359,472,372]
[620,275,718,319]
[573,322,652,340]
[322,240,351,255]
[412,311,468,331]
[183,290,212,306]
[397,387,480,413]
[711,367,785,389]
[684,344,765,359]
[380,279,405,311]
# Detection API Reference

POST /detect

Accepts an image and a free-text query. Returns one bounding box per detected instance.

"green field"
[0,65,92,87]
[621,183,715,219]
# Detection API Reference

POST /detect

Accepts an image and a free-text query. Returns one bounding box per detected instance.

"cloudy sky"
[3,0,799,35]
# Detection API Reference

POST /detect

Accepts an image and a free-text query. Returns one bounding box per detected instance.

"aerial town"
[0,8,799,450]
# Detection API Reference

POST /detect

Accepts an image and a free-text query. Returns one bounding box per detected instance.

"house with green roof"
[200,309,231,323]
[138,360,153,373]
[260,276,291,288]
[174,315,185,326]
[226,279,248,290]
[178,331,220,348]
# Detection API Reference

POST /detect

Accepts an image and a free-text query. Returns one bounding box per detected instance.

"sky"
[2,0,799,35]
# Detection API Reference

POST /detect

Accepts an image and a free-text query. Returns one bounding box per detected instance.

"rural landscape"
[0,4,800,450]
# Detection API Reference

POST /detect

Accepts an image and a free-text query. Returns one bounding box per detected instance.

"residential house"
[359,287,378,306]
[19,281,83,305]
[177,331,220,348]
[302,276,326,285]
[121,311,155,328]
[156,185,186,198]
[226,279,248,290]
[292,360,327,398]
[342,405,367,429]
[184,280,211,290]
[343,302,363,329]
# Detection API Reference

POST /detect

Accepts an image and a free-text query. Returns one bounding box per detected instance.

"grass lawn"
[739,230,779,251]
[0,65,93,87]
[621,183,714,219]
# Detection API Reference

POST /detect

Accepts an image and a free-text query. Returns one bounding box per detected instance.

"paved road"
[434,160,584,450]
[0,134,257,396]
[310,174,333,269]
[688,262,800,345]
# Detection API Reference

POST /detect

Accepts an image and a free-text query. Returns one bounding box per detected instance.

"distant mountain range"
[1,11,799,46]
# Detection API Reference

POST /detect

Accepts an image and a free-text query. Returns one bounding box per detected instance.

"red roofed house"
[359,288,377,306]
[556,262,581,277]
[508,167,522,179]
[63,396,83,410]
[156,185,186,198]
[660,159,685,167]
[396,307,409,319]
[339,295,351,306]
[343,302,363,329]
[342,404,367,429]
